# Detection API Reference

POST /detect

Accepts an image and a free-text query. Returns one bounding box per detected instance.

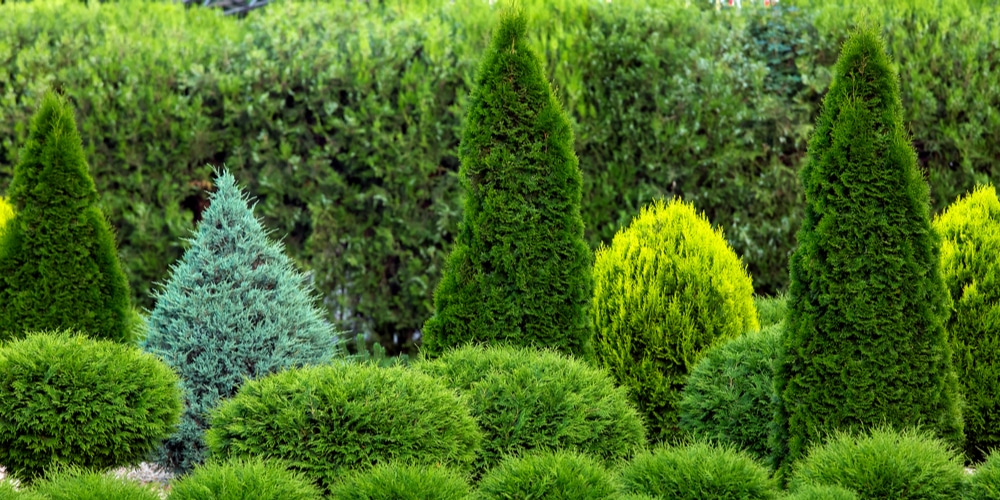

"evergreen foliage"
[934,185,1000,462]
[755,294,788,330]
[785,484,859,500]
[0,332,181,483]
[678,323,782,464]
[591,198,759,443]
[969,449,1000,500]
[618,442,779,499]
[168,457,322,500]
[414,344,646,477]
[772,26,963,472]
[26,468,161,500]
[329,463,471,500]
[421,8,594,359]
[205,363,482,494]
[140,170,341,473]
[0,92,132,343]
[476,450,617,500]
[0,196,12,231]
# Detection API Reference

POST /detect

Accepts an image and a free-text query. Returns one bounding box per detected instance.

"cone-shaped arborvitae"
[0,92,132,343]
[772,26,962,474]
[141,170,341,473]
[421,9,594,359]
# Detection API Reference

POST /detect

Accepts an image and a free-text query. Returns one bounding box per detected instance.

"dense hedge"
[1,0,998,353]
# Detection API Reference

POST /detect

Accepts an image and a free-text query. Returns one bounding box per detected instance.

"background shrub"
[168,457,322,500]
[934,185,1000,462]
[329,463,471,500]
[755,294,788,329]
[618,442,778,500]
[414,344,645,477]
[969,449,1000,500]
[476,450,617,500]
[139,170,341,473]
[785,484,858,500]
[0,92,133,343]
[0,332,181,483]
[205,363,481,494]
[789,427,966,500]
[592,198,759,443]
[26,467,161,500]
[678,323,782,464]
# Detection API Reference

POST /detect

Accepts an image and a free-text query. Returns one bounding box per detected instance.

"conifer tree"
[421,8,594,359]
[140,169,341,473]
[0,92,132,343]
[772,27,962,474]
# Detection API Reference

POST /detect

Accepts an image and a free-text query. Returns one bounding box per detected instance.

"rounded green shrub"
[969,449,1000,500]
[678,323,782,463]
[0,332,182,483]
[168,457,322,500]
[934,185,1000,462]
[28,468,160,500]
[789,427,965,500]
[785,484,858,500]
[618,442,778,499]
[329,463,471,500]
[414,344,646,477]
[476,450,617,500]
[592,197,759,442]
[205,362,481,494]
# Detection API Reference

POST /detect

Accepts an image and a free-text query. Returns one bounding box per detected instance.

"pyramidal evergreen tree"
[421,7,594,359]
[0,92,132,343]
[772,26,962,474]
[140,169,342,473]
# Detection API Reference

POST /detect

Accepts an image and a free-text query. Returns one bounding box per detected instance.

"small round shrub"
[205,362,481,493]
[785,484,858,500]
[754,294,787,330]
[964,448,1000,500]
[678,323,782,463]
[0,332,182,483]
[330,463,471,500]
[789,427,965,500]
[168,456,322,500]
[414,344,646,476]
[476,451,617,500]
[592,198,759,442]
[28,468,160,500]
[618,442,778,499]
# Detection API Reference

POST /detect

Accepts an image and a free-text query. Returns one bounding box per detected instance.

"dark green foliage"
[785,484,858,500]
[168,457,322,500]
[618,442,779,500]
[934,185,1000,462]
[476,450,617,500]
[414,344,646,477]
[26,468,160,500]
[969,449,1000,500]
[421,9,594,358]
[329,463,471,500]
[678,324,782,464]
[592,198,759,443]
[139,170,341,473]
[0,332,182,483]
[772,26,963,473]
[755,295,788,330]
[0,92,132,343]
[789,427,966,500]
[205,363,482,494]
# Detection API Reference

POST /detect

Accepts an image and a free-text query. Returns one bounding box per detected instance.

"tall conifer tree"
[0,92,132,343]
[422,8,594,359]
[772,27,962,473]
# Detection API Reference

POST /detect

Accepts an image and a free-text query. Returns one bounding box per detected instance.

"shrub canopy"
[329,463,471,500]
[25,467,161,500]
[168,457,323,500]
[476,450,617,500]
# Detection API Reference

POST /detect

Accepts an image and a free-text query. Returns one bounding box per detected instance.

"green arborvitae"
[772,26,962,475]
[0,92,132,343]
[421,8,594,359]
[140,169,341,473]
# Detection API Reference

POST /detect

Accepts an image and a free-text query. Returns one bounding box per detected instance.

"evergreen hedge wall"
[1,0,997,353]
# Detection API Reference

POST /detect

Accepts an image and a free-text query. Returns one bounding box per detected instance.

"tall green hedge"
[1,0,998,353]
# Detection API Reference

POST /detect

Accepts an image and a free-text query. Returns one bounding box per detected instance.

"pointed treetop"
[826,24,900,116]
[492,6,528,51]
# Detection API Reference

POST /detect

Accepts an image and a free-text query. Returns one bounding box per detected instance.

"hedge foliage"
[329,463,471,500]
[168,457,323,500]
[1,0,998,353]
[475,450,618,500]
[969,449,1000,500]
[26,468,161,500]
[784,484,858,500]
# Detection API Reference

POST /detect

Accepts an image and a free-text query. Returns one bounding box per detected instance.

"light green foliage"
[592,198,759,443]
[329,463,471,500]
[26,468,160,500]
[773,26,963,474]
[168,457,322,500]
[0,197,12,232]
[678,324,782,464]
[784,484,858,500]
[421,8,594,359]
[0,332,181,483]
[205,363,482,494]
[139,170,341,473]
[414,344,645,477]
[0,483,41,500]
[476,451,617,500]
[0,92,132,343]
[618,442,779,499]
[755,294,788,330]
[789,427,966,500]
[934,185,1000,462]
[969,449,1000,500]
